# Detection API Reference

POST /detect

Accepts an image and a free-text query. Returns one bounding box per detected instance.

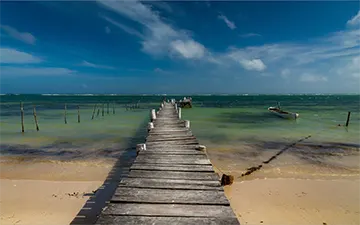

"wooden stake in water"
[20,102,24,133]
[113,102,115,114]
[97,108,100,117]
[77,105,80,123]
[102,103,104,117]
[345,111,351,127]
[107,102,110,114]
[91,104,97,120]
[33,105,39,131]
[64,103,67,124]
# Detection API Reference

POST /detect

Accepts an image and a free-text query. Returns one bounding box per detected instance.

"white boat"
[268,106,299,119]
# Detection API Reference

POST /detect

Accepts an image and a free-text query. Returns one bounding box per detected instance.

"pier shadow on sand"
[69,118,148,225]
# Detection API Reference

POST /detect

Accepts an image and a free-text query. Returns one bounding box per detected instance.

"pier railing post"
[184,120,190,128]
[178,107,181,119]
[136,143,146,156]
[148,122,154,132]
[151,109,156,121]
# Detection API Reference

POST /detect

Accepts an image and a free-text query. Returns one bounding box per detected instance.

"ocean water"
[0,94,359,160]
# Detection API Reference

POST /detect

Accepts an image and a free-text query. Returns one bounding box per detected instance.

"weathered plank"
[135,154,207,160]
[128,170,219,180]
[130,163,214,172]
[118,178,223,190]
[101,203,237,218]
[111,187,229,205]
[138,150,205,155]
[146,140,199,145]
[96,216,239,225]
[133,158,211,165]
[146,137,197,142]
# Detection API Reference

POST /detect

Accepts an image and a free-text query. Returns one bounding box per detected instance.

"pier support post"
[175,103,178,113]
[33,105,39,131]
[91,104,97,120]
[64,103,67,124]
[345,111,351,127]
[148,122,154,132]
[178,107,181,119]
[151,109,156,121]
[20,102,24,133]
[77,105,80,123]
[184,120,190,128]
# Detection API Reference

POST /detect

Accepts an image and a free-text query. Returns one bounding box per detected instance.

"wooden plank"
[118,178,223,190]
[133,158,211,165]
[128,170,219,180]
[101,203,237,218]
[138,151,205,155]
[146,140,199,145]
[96,216,240,225]
[111,187,229,205]
[145,145,199,150]
[146,136,196,142]
[135,154,207,160]
[130,164,214,172]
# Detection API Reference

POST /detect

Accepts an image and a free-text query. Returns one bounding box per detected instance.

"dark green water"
[1,94,359,158]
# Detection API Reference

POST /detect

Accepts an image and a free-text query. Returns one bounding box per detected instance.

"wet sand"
[0,157,114,225]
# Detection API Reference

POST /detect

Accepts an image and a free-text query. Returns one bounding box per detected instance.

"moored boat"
[268,106,299,119]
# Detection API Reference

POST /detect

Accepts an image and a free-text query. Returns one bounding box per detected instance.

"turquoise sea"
[0,94,359,160]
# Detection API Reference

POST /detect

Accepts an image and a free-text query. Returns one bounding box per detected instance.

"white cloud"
[347,10,360,26]
[239,33,261,38]
[0,48,42,64]
[98,0,207,60]
[105,26,111,34]
[170,40,205,59]
[335,56,360,79]
[227,50,266,71]
[0,25,36,45]
[218,14,236,30]
[1,66,76,76]
[102,16,144,39]
[281,69,290,78]
[80,60,114,69]
[300,73,328,82]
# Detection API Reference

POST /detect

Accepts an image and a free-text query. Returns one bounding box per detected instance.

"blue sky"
[0,1,359,94]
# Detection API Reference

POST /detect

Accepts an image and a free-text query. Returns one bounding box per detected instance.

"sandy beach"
[0,157,114,225]
[208,142,360,225]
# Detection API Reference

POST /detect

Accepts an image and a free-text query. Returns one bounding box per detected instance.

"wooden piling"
[102,103,104,117]
[185,120,190,128]
[151,109,156,121]
[33,105,39,131]
[97,108,100,117]
[64,103,67,124]
[178,107,182,119]
[148,122,154,132]
[113,102,115,114]
[345,111,351,127]
[91,104,97,120]
[77,105,80,123]
[20,102,24,133]
[107,102,110,114]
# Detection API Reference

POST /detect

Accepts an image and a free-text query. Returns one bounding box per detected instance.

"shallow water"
[0,94,359,162]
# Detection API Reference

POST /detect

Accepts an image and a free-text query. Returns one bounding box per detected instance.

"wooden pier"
[94,102,239,224]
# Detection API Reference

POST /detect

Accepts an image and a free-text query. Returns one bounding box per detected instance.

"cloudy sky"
[0,1,359,94]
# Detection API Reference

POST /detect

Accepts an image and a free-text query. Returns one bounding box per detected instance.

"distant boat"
[268,103,299,119]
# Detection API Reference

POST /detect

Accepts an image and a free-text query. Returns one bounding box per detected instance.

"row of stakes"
[19,102,122,133]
